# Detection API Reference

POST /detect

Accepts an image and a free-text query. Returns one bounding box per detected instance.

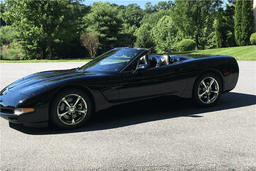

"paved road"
[0,61,255,170]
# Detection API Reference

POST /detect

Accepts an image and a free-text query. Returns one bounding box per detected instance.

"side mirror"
[133,64,151,74]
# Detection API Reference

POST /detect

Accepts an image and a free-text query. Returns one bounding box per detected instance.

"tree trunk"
[195,34,199,50]
[42,46,46,59]
[49,41,53,59]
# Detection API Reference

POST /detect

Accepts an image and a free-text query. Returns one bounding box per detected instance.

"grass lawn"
[0,58,92,63]
[0,45,255,63]
[173,45,256,61]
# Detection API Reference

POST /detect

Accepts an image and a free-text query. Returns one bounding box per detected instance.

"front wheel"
[193,73,222,107]
[50,89,92,129]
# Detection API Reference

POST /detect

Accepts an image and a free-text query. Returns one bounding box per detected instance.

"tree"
[145,1,173,13]
[119,4,144,28]
[215,8,225,48]
[153,1,174,11]
[0,2,7,26]
[80,31,99,58]
[117,3,144,34]
[145,2,155,14]
[84,2,123,54]
[223,2,236,47]
[134,23,155,53]
[170,0,221,50]
[1,0,88,59]
[241,0,254,45]
[140,9,170,27]
[0,25,18,47]
[235,0,254,46]
[234,0,243,45]
[151,15,182,53]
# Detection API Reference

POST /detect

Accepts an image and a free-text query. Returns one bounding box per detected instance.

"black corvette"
[0,47,239,129]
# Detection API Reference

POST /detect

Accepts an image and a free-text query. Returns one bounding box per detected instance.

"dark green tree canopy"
[145,1,174,14]
[215,8,225,48]
[152,15,182,53]
[170,0,221,50]
[134,23,155,53]
[1,0,88,59]
[83,2,123,54]
[140,9,170,27]
[234,0,254,46]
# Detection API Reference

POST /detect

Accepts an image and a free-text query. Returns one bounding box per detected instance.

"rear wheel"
[50,89,92,129]
[193,73,222,107]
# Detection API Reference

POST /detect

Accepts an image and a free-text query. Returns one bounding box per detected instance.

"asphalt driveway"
[0,61,255,170]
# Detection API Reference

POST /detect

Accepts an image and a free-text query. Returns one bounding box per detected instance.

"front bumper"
[0,107,49,127]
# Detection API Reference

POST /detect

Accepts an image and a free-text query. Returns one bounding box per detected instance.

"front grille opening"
[0,108,14,114]
[9,117,18,121]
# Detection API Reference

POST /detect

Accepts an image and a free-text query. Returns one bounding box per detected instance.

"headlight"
[14,108,35,115]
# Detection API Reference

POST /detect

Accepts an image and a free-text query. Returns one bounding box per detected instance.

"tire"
[50,89,92,129]
[193,73,222,107]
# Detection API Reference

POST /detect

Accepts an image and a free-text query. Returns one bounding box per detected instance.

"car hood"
[2,69,95,94]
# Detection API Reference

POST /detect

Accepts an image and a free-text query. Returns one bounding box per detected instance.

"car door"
[118,62,188,102]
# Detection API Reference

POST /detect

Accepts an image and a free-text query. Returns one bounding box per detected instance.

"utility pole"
[254,0,256,32]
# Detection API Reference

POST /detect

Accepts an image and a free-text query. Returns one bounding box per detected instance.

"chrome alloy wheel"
[57,94,87,125]
[197,77,220,104]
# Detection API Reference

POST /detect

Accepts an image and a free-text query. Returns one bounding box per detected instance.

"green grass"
[0,45,255,62]
[0,58,93,63]
[172,45,256,61]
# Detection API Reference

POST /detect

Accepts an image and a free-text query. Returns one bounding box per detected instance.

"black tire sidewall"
[50,89,92,129]
[193,73,222,107]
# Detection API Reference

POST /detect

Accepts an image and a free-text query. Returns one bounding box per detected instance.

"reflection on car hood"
[4,69,93,93]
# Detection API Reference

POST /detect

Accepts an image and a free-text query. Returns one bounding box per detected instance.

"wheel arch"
[193,69,224,94]
[48,85,95,117]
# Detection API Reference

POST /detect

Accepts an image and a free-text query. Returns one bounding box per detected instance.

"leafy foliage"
[140,9,170,27]
[144,1,173,14]
[80,31,99,58]
[1,42,25,60]
[134,24,155,53]
[215,8,225,48]
[118,3,144,33]
[234,0,243,45]
[1,0,88,59]
[235,0,254,46]
[241,0,255,45]
[0,0,253,60]
[0,26,18,47]
[151,15,182,53]
[223,3,236,47]
[177,39,196,51]
[250,33,256,44]
[84,2,123,54]
[170,0,221,50]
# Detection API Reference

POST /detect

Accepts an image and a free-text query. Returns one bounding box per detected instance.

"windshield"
[80,48,145,72]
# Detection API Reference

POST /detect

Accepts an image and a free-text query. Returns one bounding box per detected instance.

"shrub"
[177,39,196,51]
[6,48,19,60]
[80,31,99,58]
[250,33,256,44]
[1,43,25,60]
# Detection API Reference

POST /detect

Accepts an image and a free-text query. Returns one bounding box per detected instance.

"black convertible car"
[0,47,239,129]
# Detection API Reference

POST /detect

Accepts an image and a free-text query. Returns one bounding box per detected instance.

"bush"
[250,33,256,44]
[1,43,25,60]
[0,26,19,47]
[177,39,196,51]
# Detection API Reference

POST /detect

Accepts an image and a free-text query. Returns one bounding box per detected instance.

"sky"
[0,0,230,9]
[82,0,229,9]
